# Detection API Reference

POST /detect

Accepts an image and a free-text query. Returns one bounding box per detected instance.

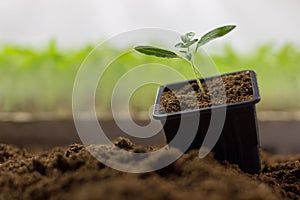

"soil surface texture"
[159,71,253,113]
[0,137,299,200]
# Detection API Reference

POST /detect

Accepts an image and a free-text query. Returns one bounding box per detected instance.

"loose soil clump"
[0,138,299,200]
[160,71,253,113]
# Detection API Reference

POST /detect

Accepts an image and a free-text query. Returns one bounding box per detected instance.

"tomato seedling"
[134,25,236,95]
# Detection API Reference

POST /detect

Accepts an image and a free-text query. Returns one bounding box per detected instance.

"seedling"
[134,25,236,95]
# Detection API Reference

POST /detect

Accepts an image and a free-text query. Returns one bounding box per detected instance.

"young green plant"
[134,25,236,95]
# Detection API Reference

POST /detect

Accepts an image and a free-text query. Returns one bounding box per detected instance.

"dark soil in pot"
[159,71,253,113]
[0,137,299,200]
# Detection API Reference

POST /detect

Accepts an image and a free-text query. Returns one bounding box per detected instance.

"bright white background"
[0,0,299,50]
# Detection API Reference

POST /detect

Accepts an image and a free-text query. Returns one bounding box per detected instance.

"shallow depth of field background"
[1,0,300,117]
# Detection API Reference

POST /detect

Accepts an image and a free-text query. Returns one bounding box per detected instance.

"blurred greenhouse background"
[0,0,300,118]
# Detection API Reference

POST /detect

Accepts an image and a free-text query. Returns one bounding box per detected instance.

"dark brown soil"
[160,71,253,113]
[0,138,299,200]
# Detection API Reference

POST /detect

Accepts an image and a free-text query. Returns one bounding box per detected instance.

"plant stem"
[191,62,205,95]
[178,52,205,96]
[191,46,206,96]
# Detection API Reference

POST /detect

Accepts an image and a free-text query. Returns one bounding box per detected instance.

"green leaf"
[180,35,188,43]
[197,25,236,48]
[181,32,195,43]
[175,42,185,48]
[184,52,192,61]
[179,50,187,53]
[186,32,195,39]
[187,39,198,46]
[134,45,179,58]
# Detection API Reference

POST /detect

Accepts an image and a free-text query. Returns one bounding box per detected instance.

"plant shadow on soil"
[0,137,299,200]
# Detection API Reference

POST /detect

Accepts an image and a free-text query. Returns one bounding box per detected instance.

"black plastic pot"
[153,70,261,174]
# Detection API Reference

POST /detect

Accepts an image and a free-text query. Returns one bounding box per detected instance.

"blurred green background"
[1,1,299,118]
[1,41,299,116]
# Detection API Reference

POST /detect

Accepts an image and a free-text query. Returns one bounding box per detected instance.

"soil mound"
[0,138,299,200]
